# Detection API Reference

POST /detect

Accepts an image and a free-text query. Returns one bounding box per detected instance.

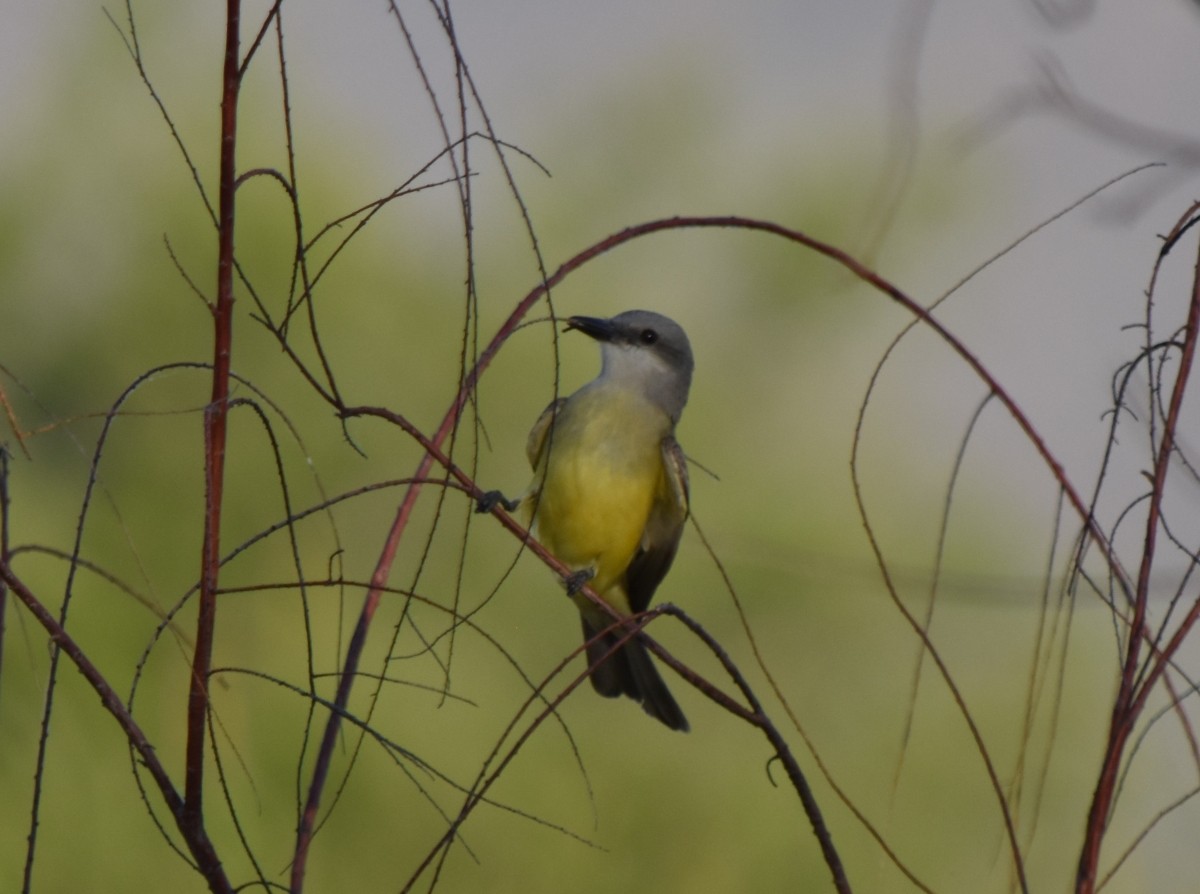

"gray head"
[566,309,694,422]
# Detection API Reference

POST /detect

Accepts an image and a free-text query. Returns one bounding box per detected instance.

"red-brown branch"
[184,0,240,847]
[1075,218,1200,894]
[297,214,1116,892]
[2,564,233,893]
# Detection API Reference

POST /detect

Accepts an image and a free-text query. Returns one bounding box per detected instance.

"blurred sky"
[7,2,1200,197]
[7,2,1200,482]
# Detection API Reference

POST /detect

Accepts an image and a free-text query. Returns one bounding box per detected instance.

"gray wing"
[624,435,689,614]
[525,397,567,470]
[516,397,567,522]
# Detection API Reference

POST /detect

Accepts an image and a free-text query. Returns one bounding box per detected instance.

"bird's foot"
[476,490,520,513]
[564,568,595,595]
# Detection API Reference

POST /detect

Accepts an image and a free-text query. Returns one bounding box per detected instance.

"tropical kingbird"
[480,309,693,731]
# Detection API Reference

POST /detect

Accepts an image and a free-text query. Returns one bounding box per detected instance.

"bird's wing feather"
[624,436,689,614]
[525,397,567,470]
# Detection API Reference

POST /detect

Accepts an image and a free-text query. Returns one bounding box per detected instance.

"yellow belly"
[531,386,667,606]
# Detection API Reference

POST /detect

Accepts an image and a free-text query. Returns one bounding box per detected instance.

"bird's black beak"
[564,315,616,342]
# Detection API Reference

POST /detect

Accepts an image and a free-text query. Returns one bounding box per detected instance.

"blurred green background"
[4,3,1200,892]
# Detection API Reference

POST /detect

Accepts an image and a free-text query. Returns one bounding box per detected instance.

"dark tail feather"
[581,618,690,732]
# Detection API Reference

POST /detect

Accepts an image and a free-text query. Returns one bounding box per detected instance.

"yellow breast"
[532,385,669,604]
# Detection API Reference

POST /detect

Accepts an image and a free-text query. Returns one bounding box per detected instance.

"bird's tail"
[582,618,689,732]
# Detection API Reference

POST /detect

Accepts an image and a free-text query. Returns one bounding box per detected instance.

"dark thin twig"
[2,564,232,893]
[1077,216,1200,893]
[297,212,1133,894]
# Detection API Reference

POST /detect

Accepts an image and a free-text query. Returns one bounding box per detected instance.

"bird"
[480,309,693,731]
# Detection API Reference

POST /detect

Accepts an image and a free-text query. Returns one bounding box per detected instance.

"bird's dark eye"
[639,329,658,345]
